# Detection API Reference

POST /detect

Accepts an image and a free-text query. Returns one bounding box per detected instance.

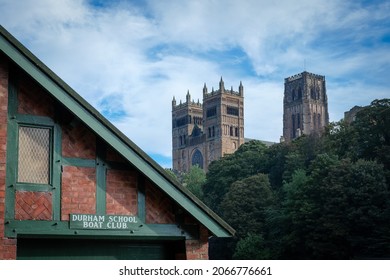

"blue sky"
[1,0,389,168]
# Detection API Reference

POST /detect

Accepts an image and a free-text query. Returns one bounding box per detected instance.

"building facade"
[0,26,234,260]
[172,78,244,173]
[282,71,329,142]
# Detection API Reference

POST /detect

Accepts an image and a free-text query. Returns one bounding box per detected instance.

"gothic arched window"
[292,114,296,138]
[297,113,301,129]
[318,113,321,128]
[192,149,203,169]
[297,87,302,100]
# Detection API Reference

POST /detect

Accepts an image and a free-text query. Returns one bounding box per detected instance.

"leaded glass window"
[17,126,51,184]
[192,149,203,169]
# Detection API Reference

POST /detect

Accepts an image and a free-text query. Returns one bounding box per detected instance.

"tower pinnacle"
[219,77,225,93]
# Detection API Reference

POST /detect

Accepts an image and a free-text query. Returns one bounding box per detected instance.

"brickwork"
[15,191,52,220]
[145,180,175,224]
[62,121,96,159]
[106,169,137,215]
[106,146,126,162]
[185,225,209,260]
[18,75,55,118]
[61,166,96,220]
[0,54,16,259]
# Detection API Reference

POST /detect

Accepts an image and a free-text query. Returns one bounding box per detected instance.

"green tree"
[164,168,179,182]
[264,142,291,190]
[203,140,268,215]
[233,234,271,259]
[352,99,390,169]
[182,165,205,199]
[220,174,274,238]
[280,155,390,259]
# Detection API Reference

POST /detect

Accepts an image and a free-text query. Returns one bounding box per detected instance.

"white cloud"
[0,0,388,167]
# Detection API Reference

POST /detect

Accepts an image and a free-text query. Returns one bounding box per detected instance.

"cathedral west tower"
[172,78,244,173]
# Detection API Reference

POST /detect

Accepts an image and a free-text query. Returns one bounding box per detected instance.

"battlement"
[203,88,241,99]
[204,78,243,99]
[172,78,243,110]
[172,99,203,110]
[285,71,325,82]
[172,89,202,110]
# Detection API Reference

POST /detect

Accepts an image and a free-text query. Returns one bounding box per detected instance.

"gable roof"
[0,25,234,237]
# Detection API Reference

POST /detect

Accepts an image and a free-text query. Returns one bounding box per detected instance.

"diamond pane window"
[18,126,51,184]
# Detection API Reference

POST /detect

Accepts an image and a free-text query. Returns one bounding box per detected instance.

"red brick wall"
[15,191,52,220]
[106,146,126,162]
[61,166,96,220]
[62,121,96,159]
[0,55,16,259]
[145,179,175,224]
[18,75,55,118]
[186,225,209,260]
[106,169,137,215]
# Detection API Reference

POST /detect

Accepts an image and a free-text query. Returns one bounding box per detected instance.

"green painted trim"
[4,70,63,221]
[137,174,146,223]
[52,123,62,220]
[5,220,197,240]
[0,27,234,237]
[96,141,106,215]
[14,184,51,192]
[15,114,54,126]
[5,71,18,220]
[62,157,96,168]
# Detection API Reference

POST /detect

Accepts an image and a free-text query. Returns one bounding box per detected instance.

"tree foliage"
[182,165,206,199]
[221,174,274,238]
[203,140,268,215]
[204,99,390,259]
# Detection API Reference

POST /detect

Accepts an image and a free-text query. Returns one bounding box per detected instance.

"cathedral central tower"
[283,71,329,142]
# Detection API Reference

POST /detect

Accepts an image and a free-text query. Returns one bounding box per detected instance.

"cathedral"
[282,71,329,142]
[172,78,244,172]
[172,72,329,173]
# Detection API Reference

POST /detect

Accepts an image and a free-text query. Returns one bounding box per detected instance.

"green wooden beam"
[5,72,18,220]
[5,220,198,240]
[62,157,96,168]
[137,174,146,223]
[52,123,62,220]
[96,141,107,215]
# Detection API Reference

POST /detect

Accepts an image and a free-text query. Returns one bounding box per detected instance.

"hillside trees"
[203,140,268,215]
[182,165,205,199]
[202,98,390,259]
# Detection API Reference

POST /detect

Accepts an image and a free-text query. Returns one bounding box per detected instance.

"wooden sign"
[70,214,138,230]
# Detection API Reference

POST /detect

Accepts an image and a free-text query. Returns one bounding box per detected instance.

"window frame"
[10,114,61,192]
[16,123,54,188]
[5,73,62,222]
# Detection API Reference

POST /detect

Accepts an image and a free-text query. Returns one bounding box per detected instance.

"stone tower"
[172,78,244,173]
[283,71,329,142]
